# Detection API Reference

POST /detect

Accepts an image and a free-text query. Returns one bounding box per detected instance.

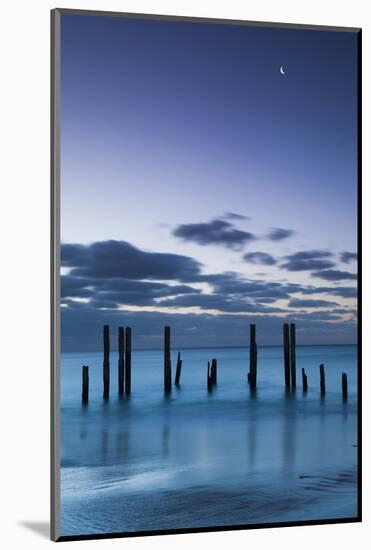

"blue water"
[60,345,358,536]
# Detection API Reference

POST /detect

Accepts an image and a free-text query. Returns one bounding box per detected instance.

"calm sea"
[60,345,358,536]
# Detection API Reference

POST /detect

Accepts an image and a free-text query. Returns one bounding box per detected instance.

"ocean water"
[60,345,358,537]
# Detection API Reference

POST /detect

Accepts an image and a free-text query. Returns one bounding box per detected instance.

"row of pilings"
[81,323,349,403]
[82,325,132,402]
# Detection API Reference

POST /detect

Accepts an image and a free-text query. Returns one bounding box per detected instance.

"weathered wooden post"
[175,352,182,386]
[320,363,326,396]
[283,323,290,388]
[248,325,252,384]
[207,361,212,392]
[210,358,217,386]
[82,365,89,404]
[118,326,125,396]
[164,326,172,393]
[125,327,132,395]
[302,367,308,392]
[290,323,296,389]
[342,372,348,400]
[103,324,110,399]
[249,324,257,389]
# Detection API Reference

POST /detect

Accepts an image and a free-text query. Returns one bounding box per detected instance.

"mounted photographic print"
[51,9,361,542]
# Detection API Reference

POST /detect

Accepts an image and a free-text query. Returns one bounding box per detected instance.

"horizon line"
[62,342,357,354]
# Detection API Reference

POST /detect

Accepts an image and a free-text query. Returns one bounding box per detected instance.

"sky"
[60,13,359,351]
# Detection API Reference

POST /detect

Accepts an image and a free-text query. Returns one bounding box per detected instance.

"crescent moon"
[280,66,285,75]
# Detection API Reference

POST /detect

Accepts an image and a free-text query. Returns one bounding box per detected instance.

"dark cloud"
[281,250,335,272]
[61,266,305,314]
[311,269,357,281]
[222,212,249,221]
[331,308,357,315]
[288,311,345,321]
[266,228,295,241]
[288,298,339,308]
[284,250,332,260]
[61,240,206,308]
[60,240,357,350]
[96,283,199,307]
[62,276,200,307]
[340,251,357,264]
[283,259,335,271]
[159,292,282,314]
[173,219,256,249]
[200,272,302,301]
[61,276,95,299]
[243,252,277,265]
[61,243,299,311]
[301,286,357,299]
[98,279,197,297]
[62,240,202,281]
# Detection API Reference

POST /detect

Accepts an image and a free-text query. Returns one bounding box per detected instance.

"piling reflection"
[281,390,297,471]
[100,429,108,464]
[247,420,257,470]
[162,425,170,457]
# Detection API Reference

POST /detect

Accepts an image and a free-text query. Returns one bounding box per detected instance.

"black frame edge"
[356,28,362,523]
[51,7,61,543]
[57,516,361,543]
[54,7,361,33]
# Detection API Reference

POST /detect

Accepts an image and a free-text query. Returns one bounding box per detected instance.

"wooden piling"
[342,372,348,400]
[290,323,296,389]
[302,367,308,392]
[164,326,172,393]
[283,323,290,388]
[175,352,182,386]
[207,361,212,392]
[125,327,132,395]
[82,365,89,403]
[249,324,257,389]
[248,325,253,384]
[210,358,217,386]
[103,324,110,399]
[320,363,326,395]
[118,327,125,396]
